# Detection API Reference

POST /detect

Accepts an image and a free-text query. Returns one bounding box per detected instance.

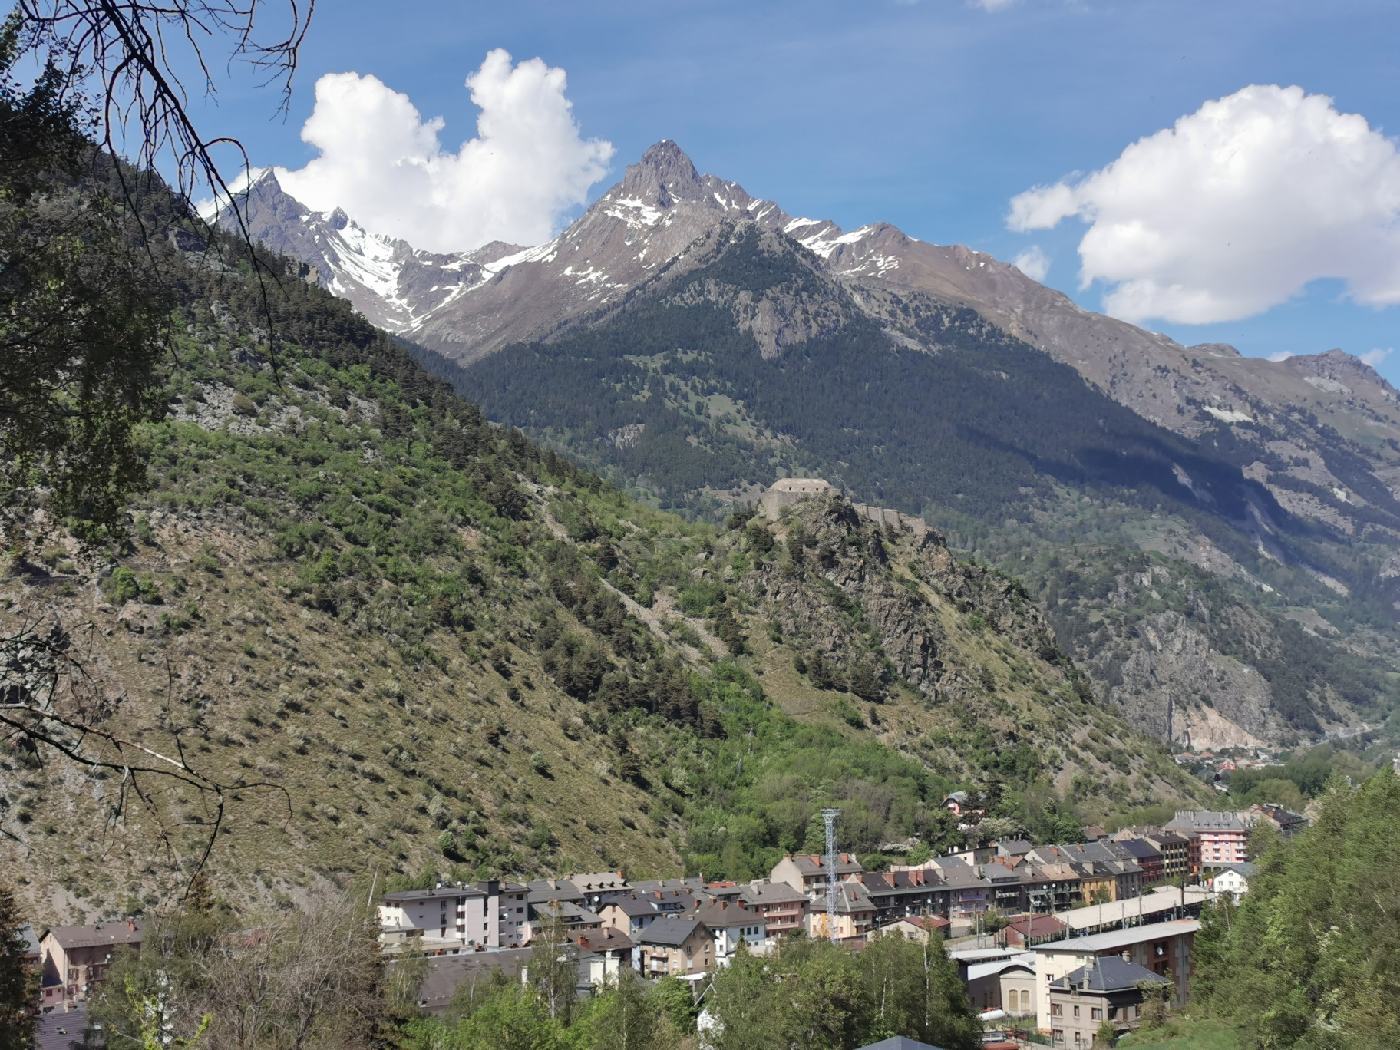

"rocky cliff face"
[725,493,1195,800]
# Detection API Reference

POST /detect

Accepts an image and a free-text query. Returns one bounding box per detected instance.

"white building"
[378,879,529,952]
[1209,864,1254,903]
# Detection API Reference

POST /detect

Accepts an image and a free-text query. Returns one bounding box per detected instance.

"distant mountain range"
[222,141,1400,749]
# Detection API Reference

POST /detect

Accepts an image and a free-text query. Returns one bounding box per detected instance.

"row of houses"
[376,807,1261,964]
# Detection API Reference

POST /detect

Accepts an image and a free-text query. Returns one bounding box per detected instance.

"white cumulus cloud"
[1012,245,1050,282]
[1006,85,1400,325]
[1266,351,1295,363]
[273,49,614,252]
[1361,347,1393,369]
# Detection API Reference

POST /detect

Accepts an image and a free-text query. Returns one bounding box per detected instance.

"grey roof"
[857,1038,949,1050]
[34,1006,88,1050]
[997,838,1034,855]
[636,916,702,947]
[784,853,862,875]
[1036,918,1200,954]
[566,872,629,892]
[930,858,989,890]
[533,900,601,925]
[44,921,143,950]
[1218,862,1256,877]
[1051,956,1170,993]
[605,894,661,918]
[629,877,708,894]
[1167,810,1247,833]
[832,881,875,913]
[527,879,584,904]
[739,881,807,906]
[383,882,485,904]
[411,949,531,1012]
[1114,838,1164,862]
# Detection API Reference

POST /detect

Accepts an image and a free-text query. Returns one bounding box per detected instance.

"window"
[1051,1003,1063,1017]
[1091,1008,1103,1020]
[1052,1029,1064,1044]
[1073,1004,1080,1019]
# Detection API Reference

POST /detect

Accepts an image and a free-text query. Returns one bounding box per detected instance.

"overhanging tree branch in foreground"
[14,0,315,234]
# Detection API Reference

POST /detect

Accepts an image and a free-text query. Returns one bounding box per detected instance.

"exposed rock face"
[746,494,1063,704]
[1106,610,1279,745]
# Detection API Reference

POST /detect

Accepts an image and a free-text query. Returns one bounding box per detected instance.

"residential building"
[635,917,713,976]
[930,858,990,920]
[497,882,529,947]
[858,868,949,923]
[737,881,808,935]
[1246,803,1307,838]
[1111,838,1164,885]
[1209,863,1254,903]
[527,878,585,908]
[1165,811,1248,874]
[378,880,526,952]
[806,881,877,941]
[1047,958,1171,1047]
[995,839,1035,861]
[38,921,143,1009]
[1140,831,1190,882]
[599,894,663,939]
[981,858,1030,914]
[770,853,863,900]
[1023,861,1082,913]
[573,927,636,987]
[943,791,971,815]
[528,899,603,940]
[691,902,768,964]
[1032,919,1198,1031]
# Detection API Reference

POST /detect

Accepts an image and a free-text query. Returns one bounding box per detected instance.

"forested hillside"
[0,165,1209,921]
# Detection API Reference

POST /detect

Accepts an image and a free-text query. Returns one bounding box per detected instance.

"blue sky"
[188,0,1400,382]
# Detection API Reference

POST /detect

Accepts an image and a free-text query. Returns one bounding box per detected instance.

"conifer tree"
[0,884,35,1050]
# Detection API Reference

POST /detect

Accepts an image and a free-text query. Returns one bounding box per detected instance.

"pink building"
[1166,811,1248,874]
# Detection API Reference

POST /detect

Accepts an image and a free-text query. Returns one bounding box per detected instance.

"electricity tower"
[822,807,841,942]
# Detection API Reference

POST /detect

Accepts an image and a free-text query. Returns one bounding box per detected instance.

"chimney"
[127,918,137,933]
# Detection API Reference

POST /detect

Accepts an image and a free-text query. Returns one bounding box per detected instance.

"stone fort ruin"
[758,478,930,539]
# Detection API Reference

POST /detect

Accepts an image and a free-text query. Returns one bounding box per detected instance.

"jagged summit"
[621,139,704,203]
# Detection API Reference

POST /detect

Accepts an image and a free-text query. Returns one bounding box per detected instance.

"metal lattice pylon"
[821,808,840,942]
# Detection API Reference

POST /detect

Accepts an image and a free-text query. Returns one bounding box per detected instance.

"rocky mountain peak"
[620,139,704,203]
[327,206,350,231]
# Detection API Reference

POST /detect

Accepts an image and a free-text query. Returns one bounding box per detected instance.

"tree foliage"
[1194,770,1400,1048]
[705,934,980,1050]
